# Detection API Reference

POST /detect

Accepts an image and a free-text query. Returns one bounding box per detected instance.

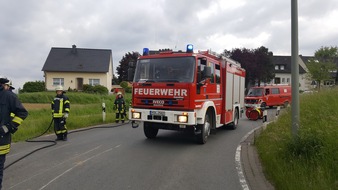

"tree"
[22,81,46,92]
[254,46,275,85]
[112,74,119,85]
[223,46,274,88]
[307,46,338,90]
[116,52,140,83]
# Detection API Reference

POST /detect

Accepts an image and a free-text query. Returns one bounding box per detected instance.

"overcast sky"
[1,0,337,90]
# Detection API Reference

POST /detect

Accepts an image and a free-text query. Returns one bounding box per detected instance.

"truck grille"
[245,99,258,104]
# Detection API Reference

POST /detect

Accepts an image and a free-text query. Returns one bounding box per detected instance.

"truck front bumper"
[129,108,197,126]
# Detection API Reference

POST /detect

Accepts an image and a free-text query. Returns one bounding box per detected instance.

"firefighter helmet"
[4,80,12,86]
[55,85,64,91]
[5,80,15,89]
[0,78,9,85]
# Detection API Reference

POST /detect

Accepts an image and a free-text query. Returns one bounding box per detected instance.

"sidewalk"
[240,125,275,190]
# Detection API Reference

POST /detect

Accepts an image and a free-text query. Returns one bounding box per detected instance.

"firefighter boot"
[56,135,63,141]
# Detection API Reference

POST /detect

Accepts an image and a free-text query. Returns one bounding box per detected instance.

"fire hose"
[4,118,129,170]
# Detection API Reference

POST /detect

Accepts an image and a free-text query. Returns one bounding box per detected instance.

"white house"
[42,45,113,91]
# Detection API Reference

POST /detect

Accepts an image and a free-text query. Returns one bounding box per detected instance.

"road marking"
[9,145,101,189]
[236,122,272,190]
[38,147,113,190]
[235,145,250,190]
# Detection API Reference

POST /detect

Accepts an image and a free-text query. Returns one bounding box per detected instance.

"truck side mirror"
[203,66,211,78]
[128,61,136,81]
[128,68,135,81]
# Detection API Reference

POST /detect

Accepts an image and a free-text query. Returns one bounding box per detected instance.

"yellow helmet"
[117,92,122,95]
[55,85,64,91]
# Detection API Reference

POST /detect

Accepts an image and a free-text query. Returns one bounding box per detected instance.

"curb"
[236,123,275,190]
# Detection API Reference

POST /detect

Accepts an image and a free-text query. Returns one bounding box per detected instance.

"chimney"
[72,44,77,54]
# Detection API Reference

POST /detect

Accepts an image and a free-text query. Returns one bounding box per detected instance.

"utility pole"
[291,0,299,138]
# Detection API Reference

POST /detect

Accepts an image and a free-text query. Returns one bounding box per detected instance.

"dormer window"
[280,65,285,70]
[275,65,279,70]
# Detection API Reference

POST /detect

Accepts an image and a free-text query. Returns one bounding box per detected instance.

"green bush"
[125,86,132,93]
[82,84,108,94]
[120,81,128,89]
[21,81,46,92]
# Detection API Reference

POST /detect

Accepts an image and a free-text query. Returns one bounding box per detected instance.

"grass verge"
[255,88,338,190]
[13,92,131,142]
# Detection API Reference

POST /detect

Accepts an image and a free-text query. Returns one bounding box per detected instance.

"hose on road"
[4,119,129,170]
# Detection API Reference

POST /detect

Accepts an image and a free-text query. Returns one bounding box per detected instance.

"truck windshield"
[247,88,263,97]
[133,57,195,83]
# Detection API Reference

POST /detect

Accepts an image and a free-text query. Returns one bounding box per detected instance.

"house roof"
[272,55,311,74]
[42,45,112,73]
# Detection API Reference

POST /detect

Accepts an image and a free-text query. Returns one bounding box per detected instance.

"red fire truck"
[128,44,246,144]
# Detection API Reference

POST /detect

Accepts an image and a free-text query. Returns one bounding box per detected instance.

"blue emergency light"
[186,44,193,53]
[143,48,149,56]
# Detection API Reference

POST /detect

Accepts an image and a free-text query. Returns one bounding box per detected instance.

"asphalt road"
[3,109,278,190]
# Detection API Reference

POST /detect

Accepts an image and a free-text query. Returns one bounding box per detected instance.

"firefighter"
[0,78,28,189]
[113,92,126,123]
[51,85,70,141]
[3,80,16,119]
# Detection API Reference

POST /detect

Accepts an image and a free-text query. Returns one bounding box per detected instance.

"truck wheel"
[196,113,211,144]
[229,108,239,130]
[144,122,158,139]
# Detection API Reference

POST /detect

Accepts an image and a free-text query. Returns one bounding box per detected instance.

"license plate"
[150,111,165,116]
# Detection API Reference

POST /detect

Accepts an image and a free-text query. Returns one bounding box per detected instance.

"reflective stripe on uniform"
[12,116,24,125]
[56,129,67,134]
[0,144,10,155]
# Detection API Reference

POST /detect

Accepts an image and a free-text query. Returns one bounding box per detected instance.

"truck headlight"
[177,113,188,123]
[132,112,141,119]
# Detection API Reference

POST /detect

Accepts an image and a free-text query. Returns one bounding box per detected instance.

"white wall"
[44,72,112,91]
[273,73,311,91]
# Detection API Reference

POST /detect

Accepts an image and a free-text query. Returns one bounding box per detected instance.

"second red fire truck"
[128,44,246,144]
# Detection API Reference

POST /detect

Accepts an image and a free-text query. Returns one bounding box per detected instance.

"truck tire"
[144,122,158,139]
[229,108,239,130]
[196,113,211,144]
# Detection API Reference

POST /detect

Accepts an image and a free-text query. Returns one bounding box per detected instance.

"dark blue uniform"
[0,79,28,189]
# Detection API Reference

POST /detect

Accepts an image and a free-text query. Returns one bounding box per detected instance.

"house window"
[89,79,100,86]
[287,78,290,83]
[280,65,285,70]
[275,65,279,70]
[282,78,285,83]
[53,78,64,86]
[275,77,281,84]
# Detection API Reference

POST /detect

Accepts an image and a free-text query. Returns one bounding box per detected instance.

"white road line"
[9,145,102,189]
[235,145,250,190]
[236,127,258,190]
[38,147,113,190]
